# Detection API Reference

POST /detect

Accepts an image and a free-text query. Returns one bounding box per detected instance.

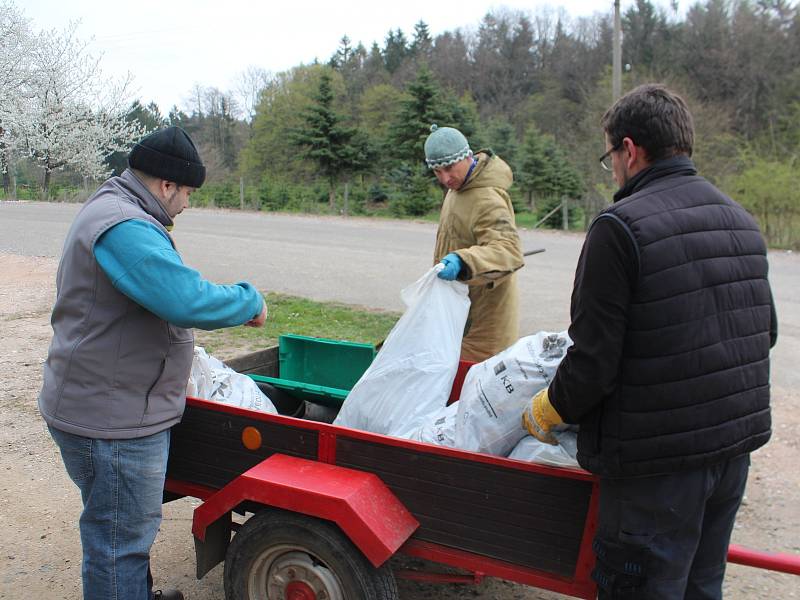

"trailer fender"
[194,510,231,579]
[192,453,419,569]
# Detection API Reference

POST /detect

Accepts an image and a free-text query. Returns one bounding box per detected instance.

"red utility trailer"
[164,345,800,599]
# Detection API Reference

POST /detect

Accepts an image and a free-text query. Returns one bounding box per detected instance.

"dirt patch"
[0,252,797,599]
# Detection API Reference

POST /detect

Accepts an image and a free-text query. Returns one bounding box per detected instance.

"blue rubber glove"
[438,252,463,281]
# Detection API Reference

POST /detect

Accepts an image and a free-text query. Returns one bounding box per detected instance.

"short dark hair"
[601,84,694,161]
[130,168,186,191]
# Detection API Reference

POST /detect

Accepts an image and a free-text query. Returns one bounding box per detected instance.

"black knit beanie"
[128,126,206,188]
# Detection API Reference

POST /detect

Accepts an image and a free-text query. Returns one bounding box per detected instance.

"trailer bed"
[165,346,599,597]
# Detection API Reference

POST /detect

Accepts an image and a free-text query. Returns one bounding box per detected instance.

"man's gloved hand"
[522,388,563,445]
[438,252,463,281]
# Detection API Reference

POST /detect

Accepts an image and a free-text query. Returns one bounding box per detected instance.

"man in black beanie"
[40,127,267,600]
[128,125,207,189]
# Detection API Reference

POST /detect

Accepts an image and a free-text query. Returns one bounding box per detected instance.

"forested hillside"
[3,0,799,246]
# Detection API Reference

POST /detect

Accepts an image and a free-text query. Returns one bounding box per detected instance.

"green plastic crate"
[248,334,376,408]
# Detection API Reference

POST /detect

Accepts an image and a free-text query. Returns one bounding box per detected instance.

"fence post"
[240,177,244,210]
[562,196,569,231]
[533,202,563,229]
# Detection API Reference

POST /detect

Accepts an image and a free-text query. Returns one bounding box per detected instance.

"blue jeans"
[592,454,750,600]
[49,426,170,600]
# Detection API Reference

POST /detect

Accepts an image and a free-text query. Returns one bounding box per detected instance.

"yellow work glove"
[522,388,563,445]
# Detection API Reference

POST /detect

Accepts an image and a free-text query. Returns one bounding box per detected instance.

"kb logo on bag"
[493,361,514,393]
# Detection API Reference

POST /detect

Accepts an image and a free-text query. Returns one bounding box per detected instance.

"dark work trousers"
[591,453,750,600]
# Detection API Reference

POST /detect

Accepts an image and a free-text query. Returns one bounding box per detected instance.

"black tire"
[223,509,398,600]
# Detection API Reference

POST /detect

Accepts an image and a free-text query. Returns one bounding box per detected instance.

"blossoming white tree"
[0,2,33,100]
[0,1,35,194]
[1,1,142,198]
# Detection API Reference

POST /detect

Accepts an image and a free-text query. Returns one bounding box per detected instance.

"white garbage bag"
[186,346,215,399]
[186,346,278,414]
[507,432,579,467]
[334,265,470,438]
[453,331,572,456]
[411,402,458,446]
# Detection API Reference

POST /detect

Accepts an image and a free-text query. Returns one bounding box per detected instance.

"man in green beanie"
[426,124,524,361]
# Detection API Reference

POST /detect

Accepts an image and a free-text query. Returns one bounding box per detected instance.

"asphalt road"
[2,200,797,391]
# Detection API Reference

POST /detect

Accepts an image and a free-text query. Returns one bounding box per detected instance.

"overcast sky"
[21,0,680,115]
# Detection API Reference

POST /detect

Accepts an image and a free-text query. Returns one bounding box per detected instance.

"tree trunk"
[0,140,12,198]
[43,169,51,201]
[343,181,350,216]
[0,128,6,197]
[0,141,8,197]
[328,180,336,209]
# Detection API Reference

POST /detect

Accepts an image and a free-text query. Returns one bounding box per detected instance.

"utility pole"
[613,0,622,101]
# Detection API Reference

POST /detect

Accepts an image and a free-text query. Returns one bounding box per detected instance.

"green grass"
[194,292,400,359]
[417,212,440,223]
[514,211,540,229]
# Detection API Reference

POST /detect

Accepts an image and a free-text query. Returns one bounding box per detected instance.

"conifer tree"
[517,128,554,210]
[517,126,583,225]
[485,118,518,168]
[411,21,434,60]
[383,29,409,73]
[388,66,451,165]
[332,35,352,68]
[292,70,367,208]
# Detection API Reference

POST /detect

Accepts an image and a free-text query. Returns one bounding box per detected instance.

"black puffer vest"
[578,161,772,477]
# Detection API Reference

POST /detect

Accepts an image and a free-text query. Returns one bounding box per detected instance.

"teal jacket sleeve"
[94,219,263,330]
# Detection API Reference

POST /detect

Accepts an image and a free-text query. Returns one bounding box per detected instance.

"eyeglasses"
[599,143,622,171]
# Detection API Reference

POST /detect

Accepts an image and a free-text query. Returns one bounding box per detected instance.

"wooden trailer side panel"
[336,436,593,578]
[167,404,319,490]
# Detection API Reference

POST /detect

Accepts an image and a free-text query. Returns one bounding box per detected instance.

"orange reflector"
[241,426,262,450]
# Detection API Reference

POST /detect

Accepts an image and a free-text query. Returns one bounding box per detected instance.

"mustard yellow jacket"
[433,150,524,361]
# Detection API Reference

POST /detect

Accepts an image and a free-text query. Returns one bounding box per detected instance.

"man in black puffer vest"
[523,84,777,599]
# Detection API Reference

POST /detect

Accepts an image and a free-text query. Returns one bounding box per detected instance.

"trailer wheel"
[223,509,398,600]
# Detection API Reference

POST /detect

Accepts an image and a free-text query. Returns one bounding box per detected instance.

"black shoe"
[153,590,184,600]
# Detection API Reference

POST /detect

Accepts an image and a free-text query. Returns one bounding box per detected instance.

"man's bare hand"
[245,300,267,327]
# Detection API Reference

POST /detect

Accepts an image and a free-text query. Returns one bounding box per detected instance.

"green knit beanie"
[424,124,472,169]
